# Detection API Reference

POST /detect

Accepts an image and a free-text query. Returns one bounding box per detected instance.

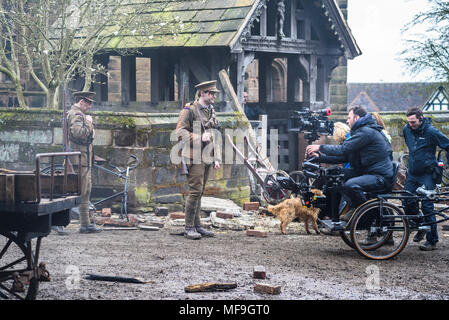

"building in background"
[348,82,449,112]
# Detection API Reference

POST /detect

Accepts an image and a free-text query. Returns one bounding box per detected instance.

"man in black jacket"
[403,107,449,251]
[306,106,393,220]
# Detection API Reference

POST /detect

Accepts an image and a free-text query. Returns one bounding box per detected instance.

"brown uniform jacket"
[176,101,221,162]
[67,104,94,167]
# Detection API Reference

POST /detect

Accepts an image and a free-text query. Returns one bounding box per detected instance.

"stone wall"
[329,111,449,161]
[0,109,251,213]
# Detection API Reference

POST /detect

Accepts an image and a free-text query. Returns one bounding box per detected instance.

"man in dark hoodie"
[403,107,449,251]
[306,106,393,220]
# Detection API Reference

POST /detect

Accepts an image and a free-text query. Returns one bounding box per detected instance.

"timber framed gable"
[231,0,360,58]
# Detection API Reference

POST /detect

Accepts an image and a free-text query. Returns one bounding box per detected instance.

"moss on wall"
[0,108,252,212]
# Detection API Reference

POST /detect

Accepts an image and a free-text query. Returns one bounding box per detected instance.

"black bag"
[432,164,444,184]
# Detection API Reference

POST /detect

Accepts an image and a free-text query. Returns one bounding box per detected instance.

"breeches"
[78,165,92,227]
[184,163,211,227]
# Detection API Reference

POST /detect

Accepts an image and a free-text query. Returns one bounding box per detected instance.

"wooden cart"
[0,152,81,300]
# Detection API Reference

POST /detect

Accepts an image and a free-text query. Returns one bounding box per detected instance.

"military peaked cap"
[194,80,220,93]
[73,91,96,102]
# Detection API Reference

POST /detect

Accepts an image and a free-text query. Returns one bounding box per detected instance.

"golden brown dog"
[267,190,322,235]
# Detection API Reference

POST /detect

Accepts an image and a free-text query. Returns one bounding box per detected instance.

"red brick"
[253,266,266,279]
[128,214,145,224]
[246,230,267,238]
[94,217,111,225]
[216,211,234,219]
[243,202,260,211]
[169,212,185,220]
[254,283,281,295]
[101,208,111,217]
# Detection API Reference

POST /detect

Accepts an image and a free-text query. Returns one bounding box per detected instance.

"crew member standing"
[67,91,102,234]
[403,107,449,250]
[176,80,221,240]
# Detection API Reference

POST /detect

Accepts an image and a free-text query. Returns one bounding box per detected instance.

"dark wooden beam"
[121,56,136,105]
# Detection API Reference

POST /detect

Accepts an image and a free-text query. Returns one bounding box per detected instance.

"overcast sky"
[347,0,433,83]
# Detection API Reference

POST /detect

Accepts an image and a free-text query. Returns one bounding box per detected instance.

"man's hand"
[202,132,212,142]
[214,161,220,169]
[85,115,93,123]
[305,145,320,156]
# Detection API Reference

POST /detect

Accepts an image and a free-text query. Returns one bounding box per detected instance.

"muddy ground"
[34,214,449,301]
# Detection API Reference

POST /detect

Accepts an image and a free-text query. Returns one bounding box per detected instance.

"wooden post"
[0,174,15,204]
[309,55,318,108]
[259,114,268,159]
[219,69,274,171]
[121,56,136,105]
[260,5,267,37]
[94,55,109,102]
[151,53,160,102]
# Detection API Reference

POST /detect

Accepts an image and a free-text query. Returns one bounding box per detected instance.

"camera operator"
[306,106,394,221]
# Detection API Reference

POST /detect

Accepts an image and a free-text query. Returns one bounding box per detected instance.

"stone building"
[0,0,361,211]
[348,82,449,112]
[74,0,360,171]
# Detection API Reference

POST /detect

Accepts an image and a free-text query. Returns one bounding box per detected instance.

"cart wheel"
[350,201,409,260]
[262,170,292,205]
[0,232,39,300]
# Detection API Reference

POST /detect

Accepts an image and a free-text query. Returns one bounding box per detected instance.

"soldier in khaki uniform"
[176,80,222,240]
[67,91,102,234]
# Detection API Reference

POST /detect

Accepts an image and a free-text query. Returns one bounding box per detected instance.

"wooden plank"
[85,273,154,284]
[12,173,79,202]
[185,282,237,293]
[0,175,5,202]
[5,174,14,204]
[219,69,274,171]
[102,227,138,231]
[138,225,160,231]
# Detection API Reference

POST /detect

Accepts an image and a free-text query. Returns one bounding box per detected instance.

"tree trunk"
[47,87,57,109]
[13,78,27,108]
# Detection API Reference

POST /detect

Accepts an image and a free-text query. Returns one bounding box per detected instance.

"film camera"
[288,108,334,144]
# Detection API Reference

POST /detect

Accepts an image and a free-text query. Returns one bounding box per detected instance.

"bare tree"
[0,0,186,108]
[401,0,449,82]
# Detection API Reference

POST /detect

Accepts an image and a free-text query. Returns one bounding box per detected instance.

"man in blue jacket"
[403,107,449,251]
[306,106,393,220]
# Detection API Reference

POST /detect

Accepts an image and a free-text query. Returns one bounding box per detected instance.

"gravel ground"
[34,217,449,301]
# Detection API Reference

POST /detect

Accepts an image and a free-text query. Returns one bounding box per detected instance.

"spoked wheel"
[288,171,308,199]
[350,201,409,260]
[340,229,355,249]
[262,170,292,205]
[0,232,39,300]
[288,170,309,185]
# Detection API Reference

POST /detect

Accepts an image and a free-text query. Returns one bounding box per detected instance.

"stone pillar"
[329,0,348,112]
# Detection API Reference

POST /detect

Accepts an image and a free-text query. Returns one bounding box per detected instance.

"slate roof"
[95,0,359,58]
[104,0,257,49]
[347,82,449,112]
